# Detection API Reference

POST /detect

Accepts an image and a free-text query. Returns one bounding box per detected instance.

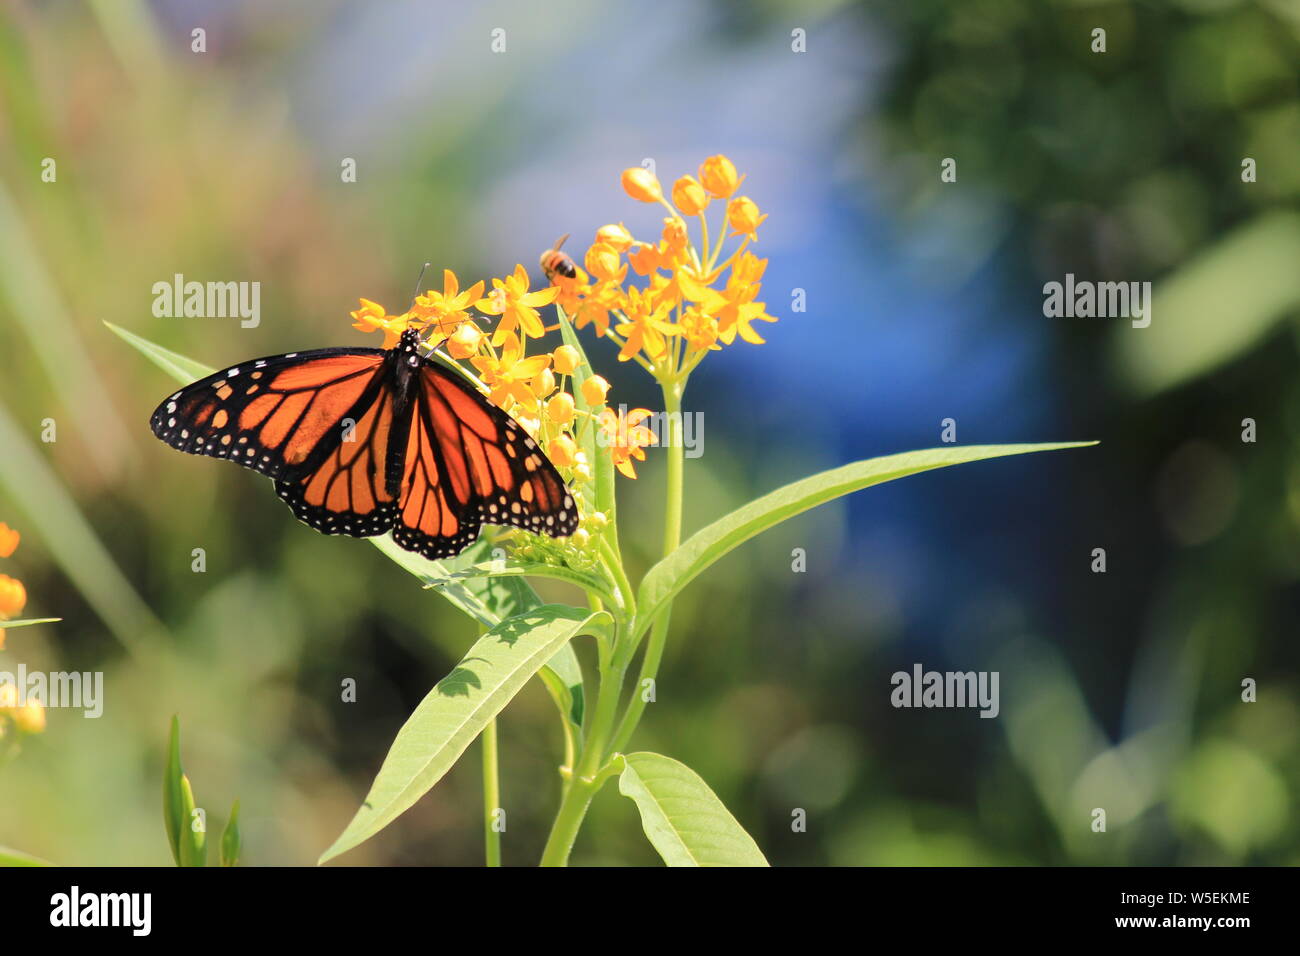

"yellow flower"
[581,375,610,406]
[13,699,45,735]
[470,333,552,410]
[584,242,624,282]
[671,175,710,216]
[413,269,485,341]
[476,264,559,345]
[572,279,622,337]
[350,299,411,349]
[615,287,677,363]
[621,166,663,203]
[546,392,576,425]
[595,223,634,253]
[548,434,577,468]
[598,407,657,479]
[726,196,767,240]
[661,217,689,255]
[0,574,26,621]
[701,252,777,345]
[699,154,743,198]
[680,305,721,353]
[551,345,580,375]
[0,523,18,558]
[446,322,483,359]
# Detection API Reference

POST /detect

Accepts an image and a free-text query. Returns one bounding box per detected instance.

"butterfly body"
[150,328,578,559]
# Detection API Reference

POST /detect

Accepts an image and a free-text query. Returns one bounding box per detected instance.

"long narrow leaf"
[634,442,1095,638]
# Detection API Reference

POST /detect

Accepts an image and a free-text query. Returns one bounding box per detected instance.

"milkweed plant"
[116,155,1092,866]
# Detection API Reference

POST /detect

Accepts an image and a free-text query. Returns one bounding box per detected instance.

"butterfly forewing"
[149,348,386,480]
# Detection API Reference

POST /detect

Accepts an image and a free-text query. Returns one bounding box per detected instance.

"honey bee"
[539,234,577,281]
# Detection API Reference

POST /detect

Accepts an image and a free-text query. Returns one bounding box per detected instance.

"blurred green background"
[1,0,1297,865]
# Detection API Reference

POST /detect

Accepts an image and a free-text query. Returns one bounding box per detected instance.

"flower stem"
[481,717,501,867]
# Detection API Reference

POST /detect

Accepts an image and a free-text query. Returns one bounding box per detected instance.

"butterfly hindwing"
[389,357,579,559]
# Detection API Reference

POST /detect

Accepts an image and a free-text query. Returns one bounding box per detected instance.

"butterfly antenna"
[410,262,432,306]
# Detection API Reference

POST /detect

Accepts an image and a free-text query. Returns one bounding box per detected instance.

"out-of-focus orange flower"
[699,154,743,198]
[572,279,622,337]
[598,407,658,478]
[671,175,710,216]
[413,270,485,341]
[0,574,26,621]
[477,265,559,344]
[0,524,18,558]
[621,166,663,203]
[470,333,552,410]
[726,196,768,240]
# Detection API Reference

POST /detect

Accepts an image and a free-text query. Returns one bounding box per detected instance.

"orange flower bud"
[672,175,710,215]
[548,435,577,468]
[532,368,556,398]
[551,345,580,375]
[584,242,622,281]
[699,154,743,198]
[621,166,663,203]
[581,375,610,406]
[628,242,662,276]
[727,196,767,237]
[446,323,483,359]
[546,392,576,425]
[595,223,634,253]
[13,699,44,734]
[0,523,18,558]
[0,574,26,620]
[662,217,688,252]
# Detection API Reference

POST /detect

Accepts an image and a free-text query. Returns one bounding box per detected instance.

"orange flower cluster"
[0,522,26,645]
[550,154,777,377]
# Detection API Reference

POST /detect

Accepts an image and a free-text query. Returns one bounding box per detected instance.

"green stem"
[482,717,501,867]
[611,381,685,751]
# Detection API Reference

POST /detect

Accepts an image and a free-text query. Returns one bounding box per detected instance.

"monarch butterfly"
[149,327,578,559]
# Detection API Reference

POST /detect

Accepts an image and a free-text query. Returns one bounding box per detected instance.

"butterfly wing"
[151,347,402,537]
[390,357,579,559]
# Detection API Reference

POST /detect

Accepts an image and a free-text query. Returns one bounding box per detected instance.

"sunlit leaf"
[618,752,768,867]
[319,605,608,864]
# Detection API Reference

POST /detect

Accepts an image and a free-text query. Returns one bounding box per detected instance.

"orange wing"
[390,360,579,560]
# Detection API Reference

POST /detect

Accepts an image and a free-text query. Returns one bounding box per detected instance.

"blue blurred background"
[1,0,1297,864]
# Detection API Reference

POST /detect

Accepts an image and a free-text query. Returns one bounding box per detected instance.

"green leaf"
[558,311,614,519]
[319,605,609,864]
[0,845,52,866]
[633,442,1096,639]
[220,799,241,867]
[178,773,206,867]
[618,752,768,867]
[162,715,184,865]
[0,617,59,629]
[104,321,216,381]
